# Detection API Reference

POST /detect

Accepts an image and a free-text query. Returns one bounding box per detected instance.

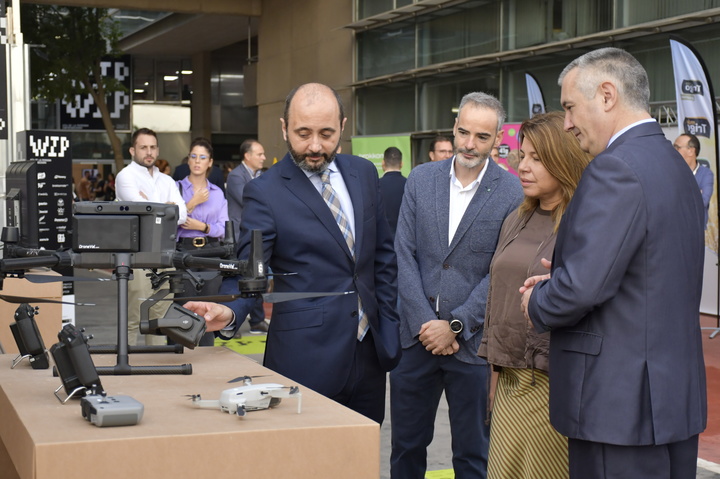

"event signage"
[525,72,546,119]
[670,36,719,314]
[16,130,73,252]
[60,55,131,131]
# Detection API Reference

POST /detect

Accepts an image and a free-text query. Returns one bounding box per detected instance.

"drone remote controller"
[50,324,103,401]
[9,303,49,369]
[81,393,144,427]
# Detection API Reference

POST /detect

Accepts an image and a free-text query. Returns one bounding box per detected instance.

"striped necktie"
[319,170,369,340]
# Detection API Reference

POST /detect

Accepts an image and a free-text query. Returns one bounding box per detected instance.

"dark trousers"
[330,331,387,424]
[248,296,265,325]
[390,342,490,479]
[568,435,699,479]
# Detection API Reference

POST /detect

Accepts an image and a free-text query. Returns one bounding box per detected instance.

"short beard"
[287,139,340,174]
[455,148,488,169]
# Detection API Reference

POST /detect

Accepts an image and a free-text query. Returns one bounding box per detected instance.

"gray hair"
[558,47,650,112]
[457,92,506,131]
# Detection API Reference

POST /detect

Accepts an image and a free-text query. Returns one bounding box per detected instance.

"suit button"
[351,311,358,317]
[354,274,358,280]
[428,296,435,303]
[443,263,450,270]
[471,326,479,333]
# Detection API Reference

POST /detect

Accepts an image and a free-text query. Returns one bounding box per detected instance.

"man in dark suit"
[379,146,406,237]
[225,139,268,334]
[521,48,707,478]
[391,92,523,478]
[184,83,401,424]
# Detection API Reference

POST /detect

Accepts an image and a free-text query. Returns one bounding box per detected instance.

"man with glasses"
[428,136,454,162]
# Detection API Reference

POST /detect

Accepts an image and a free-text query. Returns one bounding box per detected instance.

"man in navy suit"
[674,133,714,229]
[521,48,707,478]
[379,146,406,237]
[184,83,400,424]
[391,92,523,478]
[226,139,268,334]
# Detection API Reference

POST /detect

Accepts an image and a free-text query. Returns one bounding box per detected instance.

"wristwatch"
[449,319,464,334]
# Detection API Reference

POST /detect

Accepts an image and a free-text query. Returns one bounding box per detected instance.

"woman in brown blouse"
[478,111,592,478]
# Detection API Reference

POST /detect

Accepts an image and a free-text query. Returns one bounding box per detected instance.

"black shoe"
[249,320,269,335]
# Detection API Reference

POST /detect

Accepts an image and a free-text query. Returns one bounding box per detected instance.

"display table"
[0,347,380,478]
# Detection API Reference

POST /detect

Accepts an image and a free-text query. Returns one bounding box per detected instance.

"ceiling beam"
[22,0,261,16]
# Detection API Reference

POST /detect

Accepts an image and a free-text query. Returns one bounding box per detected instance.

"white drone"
[188,376,302,417]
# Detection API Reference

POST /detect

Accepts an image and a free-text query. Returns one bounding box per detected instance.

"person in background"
[226,139,269,335]
[105,172,116,201]
[174,154,226,195]
[478,111,592,479]
[78,170,92,201]
[379,146,406,237]
[521,47,706,479]
[674,133,714,229]
[115,128,187,345]
[175,137,229,346]
[155,158,172,175]
[428,136,454,162]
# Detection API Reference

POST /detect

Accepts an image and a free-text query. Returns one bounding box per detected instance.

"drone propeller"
[0,294,95,306]
[184,394,201,400]
[227,375,270,384]
[148,290,356,304]
[23,274,111,284]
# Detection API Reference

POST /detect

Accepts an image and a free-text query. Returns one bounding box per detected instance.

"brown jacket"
[478,208,556,373]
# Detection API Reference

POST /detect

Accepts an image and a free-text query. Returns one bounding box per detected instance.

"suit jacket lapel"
[336,156,363,259]
[435,162,451,251]
[447,160,500,252]
[279,155,354,261]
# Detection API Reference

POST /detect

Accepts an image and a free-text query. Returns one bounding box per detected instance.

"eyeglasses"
[673,144,693,151]
[189,154,209,161]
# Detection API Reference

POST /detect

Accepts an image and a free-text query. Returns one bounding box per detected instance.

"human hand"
[418,320,457,355]
[518,258,551,294]
[139,191,149,200]
[182,301,233,331]
[181,217,205,231]
[192,187,210,205]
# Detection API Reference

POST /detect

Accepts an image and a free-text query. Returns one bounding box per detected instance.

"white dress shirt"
[115,161,187,225]
[448,157,488,245]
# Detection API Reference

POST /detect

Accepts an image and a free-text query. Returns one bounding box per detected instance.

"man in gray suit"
[522,48,707,478]
[226,139,268,334]
[391,92,523,478]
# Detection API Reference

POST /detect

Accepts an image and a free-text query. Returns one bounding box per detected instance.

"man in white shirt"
[116,128,187,345]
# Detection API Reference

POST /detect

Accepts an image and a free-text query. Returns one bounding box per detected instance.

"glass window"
[358,0,414,19]
[356,84,415,135]
[615,0,720,27]
[418,5,499,67]
[418,75,500,132]
[357,23,415,80]
[133,57,155,102]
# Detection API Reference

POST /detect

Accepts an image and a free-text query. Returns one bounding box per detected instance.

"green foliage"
[22,5,125,102]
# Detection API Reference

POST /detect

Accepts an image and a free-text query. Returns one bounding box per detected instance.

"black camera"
[140,303,207,349]
[9,303,49,369]
[49,323,103,402]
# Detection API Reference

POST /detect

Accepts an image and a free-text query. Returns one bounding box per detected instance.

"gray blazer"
[226,163,256,244]
[395,158,523,364]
